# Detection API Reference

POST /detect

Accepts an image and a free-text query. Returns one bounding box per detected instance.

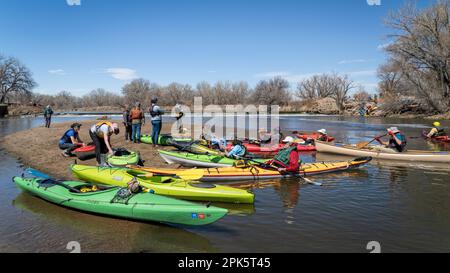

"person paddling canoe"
[374,127,407,153]
[426,122,447,138]
[266,136,300,172]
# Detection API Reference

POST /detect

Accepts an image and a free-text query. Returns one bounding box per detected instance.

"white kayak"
[315,141,450,163]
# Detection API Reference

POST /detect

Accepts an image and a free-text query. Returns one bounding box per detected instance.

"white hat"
[282,136,295,143]
[318,129,327,135]
[387,127,400,134]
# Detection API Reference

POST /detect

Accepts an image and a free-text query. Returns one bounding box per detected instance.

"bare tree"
[53,91,80,109]
[353,86,371,103]
[121,79,151,107]
[382,0,450,112]
[0,55,36,104]
[82,88,123,107]
[331,74,355,114]
[296,74,335,100]
[250,77,291,106]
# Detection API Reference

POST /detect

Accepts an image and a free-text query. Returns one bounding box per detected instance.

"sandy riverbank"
[0,120,183,180]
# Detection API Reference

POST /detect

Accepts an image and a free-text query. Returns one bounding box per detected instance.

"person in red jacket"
[267,136,300,173]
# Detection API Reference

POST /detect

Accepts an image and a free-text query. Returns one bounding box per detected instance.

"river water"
[1,115,450,253]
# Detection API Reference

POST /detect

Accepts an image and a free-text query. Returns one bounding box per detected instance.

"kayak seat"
[188,182,217,189]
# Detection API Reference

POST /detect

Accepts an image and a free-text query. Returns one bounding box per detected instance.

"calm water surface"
[0,115,449,253]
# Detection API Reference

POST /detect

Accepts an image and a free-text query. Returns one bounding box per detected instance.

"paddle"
[356,134,387,149]
[234,157,323,187]
[25,168,82,193]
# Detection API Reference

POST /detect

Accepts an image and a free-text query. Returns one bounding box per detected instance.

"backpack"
[149,105,160,118]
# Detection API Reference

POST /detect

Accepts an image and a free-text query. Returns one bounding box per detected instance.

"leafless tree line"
[378,0,450,114]
[0,55,36,104]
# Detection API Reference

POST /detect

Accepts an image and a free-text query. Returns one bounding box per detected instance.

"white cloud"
[338,59,367,65]
[253,71,291,78]
[48,69,66,76]
[347,70,377,77]
[105,68,137,81]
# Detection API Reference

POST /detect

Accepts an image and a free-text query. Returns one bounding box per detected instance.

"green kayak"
[107,151,140,167]
[159,150,271,168]
[71,165,255,204]
[13,176,228,226]
[141,134,192,146]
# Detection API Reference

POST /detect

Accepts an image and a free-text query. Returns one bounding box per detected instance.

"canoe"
[70,165,255,204]
[315,141,450,163]
[141,134,193,146]
[159,150,273,168]
[225,143,316,153]
[13,176,227,226]
[296,133,335,142]
[107,151,140,167]
[129,157,372,182]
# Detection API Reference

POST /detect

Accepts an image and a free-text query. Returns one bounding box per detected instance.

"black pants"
[124,123,133,141]
[45,116,51,128]
[89,130,108,164]
[59,143,77,154]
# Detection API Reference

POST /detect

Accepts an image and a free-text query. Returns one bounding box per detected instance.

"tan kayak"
[315,141,450,163]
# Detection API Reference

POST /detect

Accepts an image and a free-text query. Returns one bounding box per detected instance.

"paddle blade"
[176,169,205,181]
[356,142,370,149]
[25,168,51,179]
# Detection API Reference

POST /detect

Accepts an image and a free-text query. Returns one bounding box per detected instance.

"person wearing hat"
[426,122,447,138]
[375,127,407,153]
[59,123,85,157]
[149,97,164,147]
[266,136,301,172]
[317,129,329,142]
[43,105,54,128]
[129,102,145,144]
[226,139,247,158]
[89,121,120,166]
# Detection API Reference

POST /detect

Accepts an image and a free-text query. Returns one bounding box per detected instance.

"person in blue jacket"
[59,123,85,157]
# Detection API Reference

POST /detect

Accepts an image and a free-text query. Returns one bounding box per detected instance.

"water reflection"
[13,193,216,253]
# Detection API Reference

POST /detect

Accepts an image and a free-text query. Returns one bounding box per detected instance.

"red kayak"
[73,145,96,160]
[296,133,335,142]
[422,131,450,143]
[226,142,316,153]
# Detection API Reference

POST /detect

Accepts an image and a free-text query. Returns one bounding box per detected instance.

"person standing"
[149,97,164,147]
[89,122,120,166]
[130,103,145,144]
[122,105,133,142]
[43,105,54,128]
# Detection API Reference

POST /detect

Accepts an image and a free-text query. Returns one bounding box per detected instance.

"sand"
[0,120,182,180]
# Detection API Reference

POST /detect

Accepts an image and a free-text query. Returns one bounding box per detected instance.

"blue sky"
[0,0,437,96]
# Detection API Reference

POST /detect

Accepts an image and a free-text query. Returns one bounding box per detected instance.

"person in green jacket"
[44,105,54,128]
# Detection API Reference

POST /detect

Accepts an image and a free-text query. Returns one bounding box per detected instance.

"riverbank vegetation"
[1,1,449,119]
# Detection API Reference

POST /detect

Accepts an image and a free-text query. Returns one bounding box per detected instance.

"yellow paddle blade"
[356,142,370,149]
[176,169,205,181]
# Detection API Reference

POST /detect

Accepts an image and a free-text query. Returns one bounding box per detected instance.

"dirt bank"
[0,120,182,180]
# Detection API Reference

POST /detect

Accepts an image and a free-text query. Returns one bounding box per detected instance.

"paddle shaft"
[26,168,82,193]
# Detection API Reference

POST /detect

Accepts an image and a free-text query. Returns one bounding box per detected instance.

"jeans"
[132,123,142,143]
[59,143,77,154]
[151,120,162,145]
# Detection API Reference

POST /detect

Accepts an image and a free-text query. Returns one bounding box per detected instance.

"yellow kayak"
[128,157,372,182]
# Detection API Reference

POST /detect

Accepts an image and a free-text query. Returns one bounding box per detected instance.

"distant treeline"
[2,1,449,116]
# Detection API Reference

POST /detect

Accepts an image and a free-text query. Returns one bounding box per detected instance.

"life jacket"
[389,132,407,152]
[149,104,161,118]
[273,146,298,167]
[60,128,77,144]
[94,122,113,138]
[130,108,142,120]
[434,127,447,137]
